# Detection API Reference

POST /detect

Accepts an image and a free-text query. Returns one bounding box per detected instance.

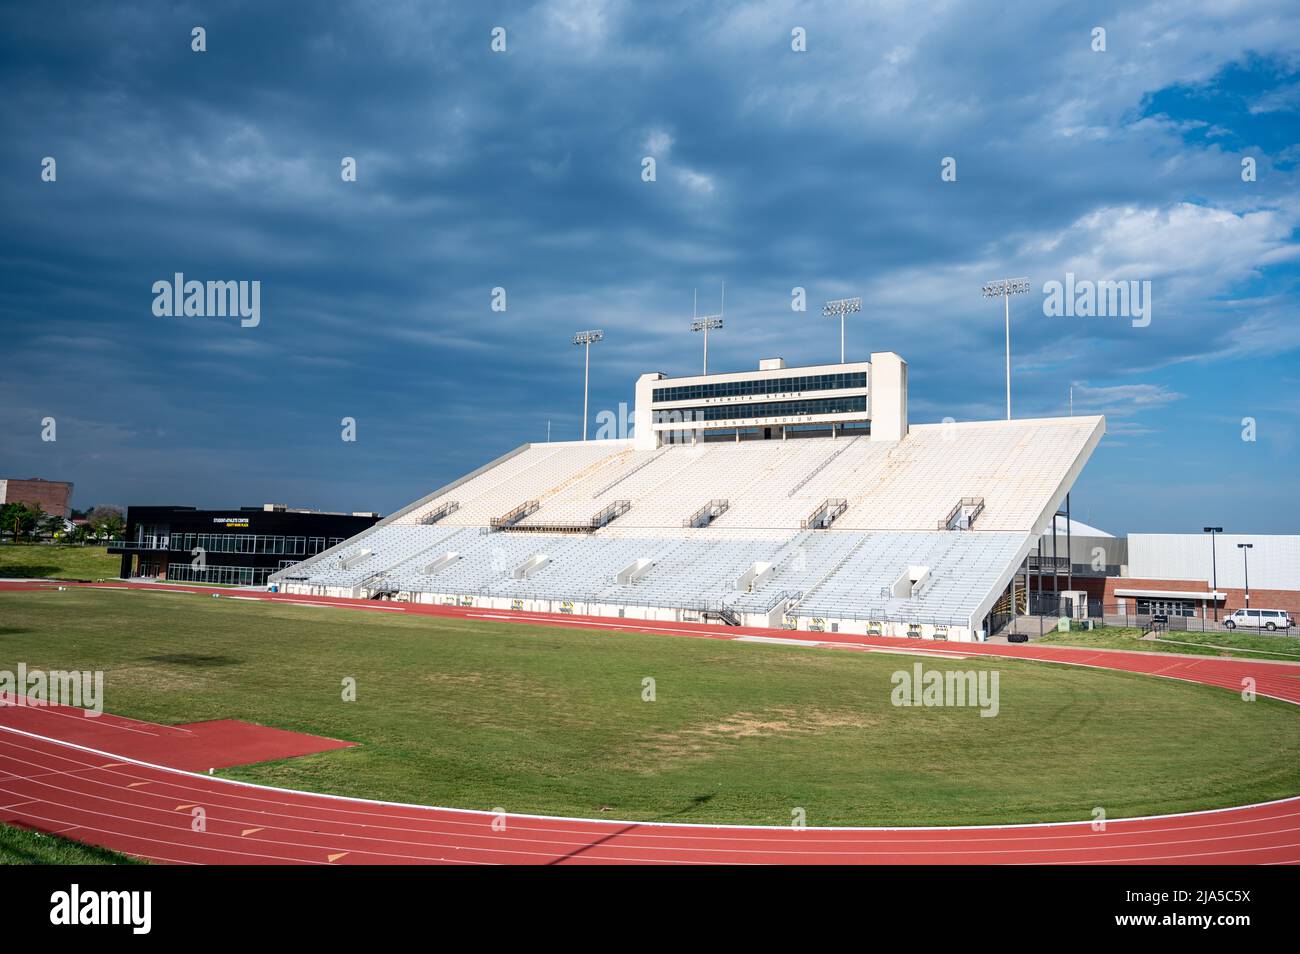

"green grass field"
[0,822,141,865]
[0,544,119,580]
[1,587,1298,827]
[1038,624,1300,662]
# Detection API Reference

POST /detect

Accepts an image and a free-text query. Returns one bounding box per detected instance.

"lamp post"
[691,314,723,375]
[1203,527,1222,620]
[822,297,862,364]
[690,283,726,374]
[572,329,604,441]
[1237,542,1253,612]
[981,277,1031,420]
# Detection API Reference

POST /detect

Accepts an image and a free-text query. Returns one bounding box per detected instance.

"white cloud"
[542,0,619,47]
[1248,80,1300,114]
[1070,382,1185,412]
[1049,202,1300,291]
[679,168,715,195]
[644,128,673,156]
[1067,382,1186,441]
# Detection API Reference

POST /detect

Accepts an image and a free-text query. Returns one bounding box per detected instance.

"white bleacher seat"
[273,416,1102,638]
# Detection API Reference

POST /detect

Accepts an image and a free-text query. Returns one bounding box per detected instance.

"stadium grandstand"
[271,352,1104,641]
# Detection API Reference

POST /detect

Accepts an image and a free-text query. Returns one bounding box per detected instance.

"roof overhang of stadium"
[1114,588,1227,600]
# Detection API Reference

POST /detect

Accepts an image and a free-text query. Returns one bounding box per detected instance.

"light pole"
[690,286,724,376]
[1237,542,1253,612]
[981,277,1031,420]
[691,314,723,374]
[1203,527,1222,620]
[572,329,603,441]
[822,297,862,364]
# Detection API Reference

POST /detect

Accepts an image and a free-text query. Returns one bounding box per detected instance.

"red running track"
[2,579,1300,864]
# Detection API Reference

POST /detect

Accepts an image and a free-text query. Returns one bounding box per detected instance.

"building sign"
[212,517,250,528]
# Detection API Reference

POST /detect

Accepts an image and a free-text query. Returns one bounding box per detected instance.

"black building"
[109,504,381,587]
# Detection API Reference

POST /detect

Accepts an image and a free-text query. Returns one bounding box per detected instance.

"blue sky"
[2,1,1298,534]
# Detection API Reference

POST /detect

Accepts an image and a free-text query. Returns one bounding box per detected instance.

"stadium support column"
[1066,493,1073,595]
[1051,513,1059,607]
[633,372,665,450]
[1023,559,1029,615]
[869,352,909,442]
[1035,539,1042,608]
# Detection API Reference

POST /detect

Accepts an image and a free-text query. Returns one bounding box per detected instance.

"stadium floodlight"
[690,284,725,375]
[572,329,604,442]
[1237,542,1253,609]
[1203,527,1223,620]
[822,296,862,364]
[982,277,1031,420]
[691,315,723,374]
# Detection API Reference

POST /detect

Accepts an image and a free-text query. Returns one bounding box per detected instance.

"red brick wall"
[1102,577,1300,619]
[1,478,74,518]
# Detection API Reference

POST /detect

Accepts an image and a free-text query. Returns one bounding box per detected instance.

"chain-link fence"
[1017,592,1296,636]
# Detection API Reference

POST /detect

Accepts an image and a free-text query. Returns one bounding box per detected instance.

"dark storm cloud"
[2,0,1298,531]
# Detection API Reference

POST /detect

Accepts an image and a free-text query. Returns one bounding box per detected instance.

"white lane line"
[3,724,1298,836]
[9,779,1298,862]
[11,736,1299,850]
[0,799,337,865]
[4,736,1300,866]
[0,703,161,737]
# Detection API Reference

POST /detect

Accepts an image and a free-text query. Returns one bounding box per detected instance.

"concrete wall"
[868,352,908,442]
[276,581,978,640]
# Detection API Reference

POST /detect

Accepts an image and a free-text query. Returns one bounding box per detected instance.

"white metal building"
[1127,534,1300,591]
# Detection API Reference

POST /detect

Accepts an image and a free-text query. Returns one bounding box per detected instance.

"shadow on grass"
[143,653,244,667]
[0,565,60,578]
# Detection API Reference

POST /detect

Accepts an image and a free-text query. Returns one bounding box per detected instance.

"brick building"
[1019,523,1298,623]
[1103,533,1300,621]
[0,477,74,518]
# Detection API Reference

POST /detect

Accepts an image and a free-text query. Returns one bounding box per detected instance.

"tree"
[1,502,43,541]
[39,510,66,541]
[87,505,125,541]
